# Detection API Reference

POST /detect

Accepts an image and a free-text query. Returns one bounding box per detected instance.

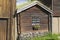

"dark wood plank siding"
[53,0,60,16]
[20,6,49,33]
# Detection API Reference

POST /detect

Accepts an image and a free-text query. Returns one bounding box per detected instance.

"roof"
[17,1,53,14]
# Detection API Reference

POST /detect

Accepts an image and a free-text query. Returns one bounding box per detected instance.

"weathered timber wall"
[19,6,49,33]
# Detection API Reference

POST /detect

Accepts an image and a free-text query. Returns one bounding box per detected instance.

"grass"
[29,33,60,40]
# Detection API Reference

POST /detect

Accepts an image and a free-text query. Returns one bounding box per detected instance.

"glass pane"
[32,23,35,25]
[32,15,40,26]
[32,21,36,23]
[37,20,39,22]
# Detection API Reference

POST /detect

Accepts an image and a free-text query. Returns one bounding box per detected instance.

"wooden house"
[0,0,16,40]
[0,0,60,40]
[16,1,52,34]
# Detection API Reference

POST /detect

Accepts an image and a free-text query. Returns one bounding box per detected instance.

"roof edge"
[17,1,53,14]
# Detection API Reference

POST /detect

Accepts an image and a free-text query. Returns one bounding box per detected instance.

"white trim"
[17,1,52,14]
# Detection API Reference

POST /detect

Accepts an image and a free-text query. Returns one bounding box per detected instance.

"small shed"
[15,1,52,34]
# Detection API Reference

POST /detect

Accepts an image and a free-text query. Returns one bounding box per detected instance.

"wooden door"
[52,17,60,34]
[0,19,8,40]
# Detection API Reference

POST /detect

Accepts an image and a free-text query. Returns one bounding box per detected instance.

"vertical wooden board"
[3,0,9,17]
[0,20,7,40]
[0,0,2,5]
[59,18,60,33]
[2,0,7,17]
[0,7,2,16]
[0,0,2,17]
[15,17,17,40]
[52,17,58,34]
[0,0,10,17]
[11,0,16,40]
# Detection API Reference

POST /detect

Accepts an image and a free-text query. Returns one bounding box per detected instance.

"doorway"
[0,18,8,40]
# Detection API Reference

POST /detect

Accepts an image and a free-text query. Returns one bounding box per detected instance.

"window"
[32,16,40,25]
[32,16,40,30]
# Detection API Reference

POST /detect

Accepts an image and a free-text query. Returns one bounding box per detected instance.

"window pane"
[32,16,40,25]
[32,23,35,25]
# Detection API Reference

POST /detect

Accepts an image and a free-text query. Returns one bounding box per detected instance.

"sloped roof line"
[17,1,53,14]
[17,1,37,13]
[37,1,53,14]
